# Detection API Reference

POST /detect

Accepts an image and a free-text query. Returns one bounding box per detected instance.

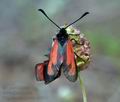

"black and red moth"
[35,9,90,84]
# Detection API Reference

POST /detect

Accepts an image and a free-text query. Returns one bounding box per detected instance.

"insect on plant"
[35,9,90,84]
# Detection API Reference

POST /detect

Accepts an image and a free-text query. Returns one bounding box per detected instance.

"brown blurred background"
[0,0,120,102]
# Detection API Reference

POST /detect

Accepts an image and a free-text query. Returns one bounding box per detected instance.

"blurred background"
[0,0,120,102]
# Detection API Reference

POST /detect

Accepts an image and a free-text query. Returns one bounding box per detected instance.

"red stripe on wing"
[48,39,59,75]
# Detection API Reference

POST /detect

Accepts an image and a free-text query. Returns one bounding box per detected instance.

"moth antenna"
[65,12,89,29]
[38,9,61,29]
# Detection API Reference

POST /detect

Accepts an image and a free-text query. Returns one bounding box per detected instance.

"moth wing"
[35,63,45,81]
[44,39,62,84]
[63,40,77,82]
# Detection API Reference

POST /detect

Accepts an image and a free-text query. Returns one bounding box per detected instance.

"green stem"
[78,73,87,102]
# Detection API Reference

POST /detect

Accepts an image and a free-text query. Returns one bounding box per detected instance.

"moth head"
[59,28,67,35]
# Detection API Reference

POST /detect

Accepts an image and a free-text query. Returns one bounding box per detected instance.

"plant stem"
[78,73,87,102]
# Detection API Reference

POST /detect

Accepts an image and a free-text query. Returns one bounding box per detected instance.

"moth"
[35,9,90,84]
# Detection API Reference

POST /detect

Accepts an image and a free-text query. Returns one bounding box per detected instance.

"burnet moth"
[35,9,90,84]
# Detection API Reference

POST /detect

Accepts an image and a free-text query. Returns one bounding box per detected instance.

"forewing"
[44,39,62,84]
[63,40,77,82]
